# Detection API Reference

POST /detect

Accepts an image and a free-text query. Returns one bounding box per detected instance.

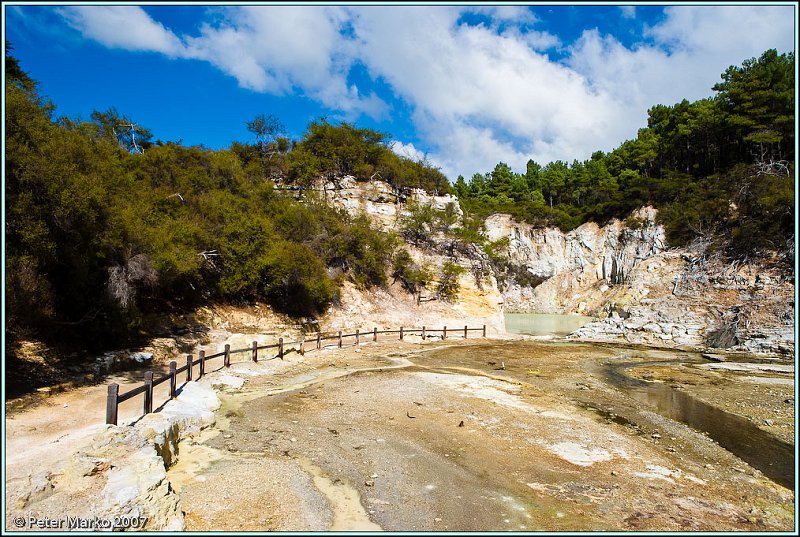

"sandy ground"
[5,337,796,531]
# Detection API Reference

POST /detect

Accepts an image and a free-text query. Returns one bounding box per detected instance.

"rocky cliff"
[483,208,793,355]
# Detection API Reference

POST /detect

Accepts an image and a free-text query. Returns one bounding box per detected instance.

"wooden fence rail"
[105,324,487,425]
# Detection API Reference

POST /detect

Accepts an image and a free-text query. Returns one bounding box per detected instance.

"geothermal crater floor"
[171,340,794,531]
[5,339,795,531]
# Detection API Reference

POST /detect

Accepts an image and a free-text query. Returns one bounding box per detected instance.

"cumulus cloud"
[390,140,427,163]
[58,6,186,56]
[56,4,795,180]
[349,6,623,176]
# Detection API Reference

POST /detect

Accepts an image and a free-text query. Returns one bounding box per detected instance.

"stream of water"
[604,359,794,489]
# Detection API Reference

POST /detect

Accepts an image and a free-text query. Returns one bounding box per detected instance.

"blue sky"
[4,3,796,181]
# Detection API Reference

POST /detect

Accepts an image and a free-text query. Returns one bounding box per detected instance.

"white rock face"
[484,207,666,314]
[483,207,793,354]
[8,373,229,532]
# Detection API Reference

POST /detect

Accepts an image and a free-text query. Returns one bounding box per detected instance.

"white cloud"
[567,5,796,151]
[645,5,794,56]
[390,141,426,163]
[619,6,636,20]
[350,6,621,177]
[58,6,186,56]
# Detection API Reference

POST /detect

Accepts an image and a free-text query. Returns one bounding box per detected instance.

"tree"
[247,113,287,178]
[713,49,795,165]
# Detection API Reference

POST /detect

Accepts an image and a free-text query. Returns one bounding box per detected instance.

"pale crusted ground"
[5,337,795,532]
[174,339,794,531]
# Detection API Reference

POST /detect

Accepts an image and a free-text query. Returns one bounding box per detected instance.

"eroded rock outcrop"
[6,381,222,531]
[483,208,793,354]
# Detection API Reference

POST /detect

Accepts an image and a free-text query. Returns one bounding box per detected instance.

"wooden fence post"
[252,341,258,362]
[317,331,321,350]
[224,344,231,367]
[199,350,205,379]
[356,329,360,346]
[144,371,153,415]
[300,335,305,355]
[422,326,426,339]
[338,331,342,348]
[443,326,447,339]
[464,325,468,339]
[169,361,177,398]
[373,327,377,342]
[186,355,193,382]
[400,326,403,340]
[106,384,119,425]
[279,337,284,359]
[483,324,486,338]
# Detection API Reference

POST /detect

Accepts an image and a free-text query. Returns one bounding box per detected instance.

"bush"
[391,249,431,295]
[436,261,466,302]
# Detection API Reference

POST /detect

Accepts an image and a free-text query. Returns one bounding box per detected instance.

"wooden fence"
[106,324,487,425]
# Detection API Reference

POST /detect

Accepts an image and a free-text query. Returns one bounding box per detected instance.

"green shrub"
[437,261,466,302]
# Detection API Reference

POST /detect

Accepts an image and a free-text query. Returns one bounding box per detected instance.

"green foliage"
[282,118,451,194]
[436,262,466,302]
[400,201,437,246]
[4,51,403,350]
[391,249,431,295]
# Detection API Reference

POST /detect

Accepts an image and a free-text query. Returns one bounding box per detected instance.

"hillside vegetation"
[4,47,794,357]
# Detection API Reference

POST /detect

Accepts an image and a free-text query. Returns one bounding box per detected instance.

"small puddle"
[296,457,382,531]
[606,360,794,490]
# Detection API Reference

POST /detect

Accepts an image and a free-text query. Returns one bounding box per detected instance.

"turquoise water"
[504,313,596,336]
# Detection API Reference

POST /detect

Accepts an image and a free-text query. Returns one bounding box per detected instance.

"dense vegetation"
[455,49,794,258]
[5,49,447,351]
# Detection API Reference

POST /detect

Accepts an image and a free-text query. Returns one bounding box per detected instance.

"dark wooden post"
[144,371,153,415]
[422,326,426,339]
[338,331,342,348]
[252,341,258,362]
[373,327,377,342]
[169,361,177,398]
[317,331,321,350]
[400,326,403,340]
[300,335,305,355]
[106,384,119,425]
[443,326,447,339]
[464,325,468,339]
[186,355,193,382]
[279,337,284,359]
[482,324,486,338]
[224,344,231,367]
[199,350,205,379]
[355,329,360,346]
